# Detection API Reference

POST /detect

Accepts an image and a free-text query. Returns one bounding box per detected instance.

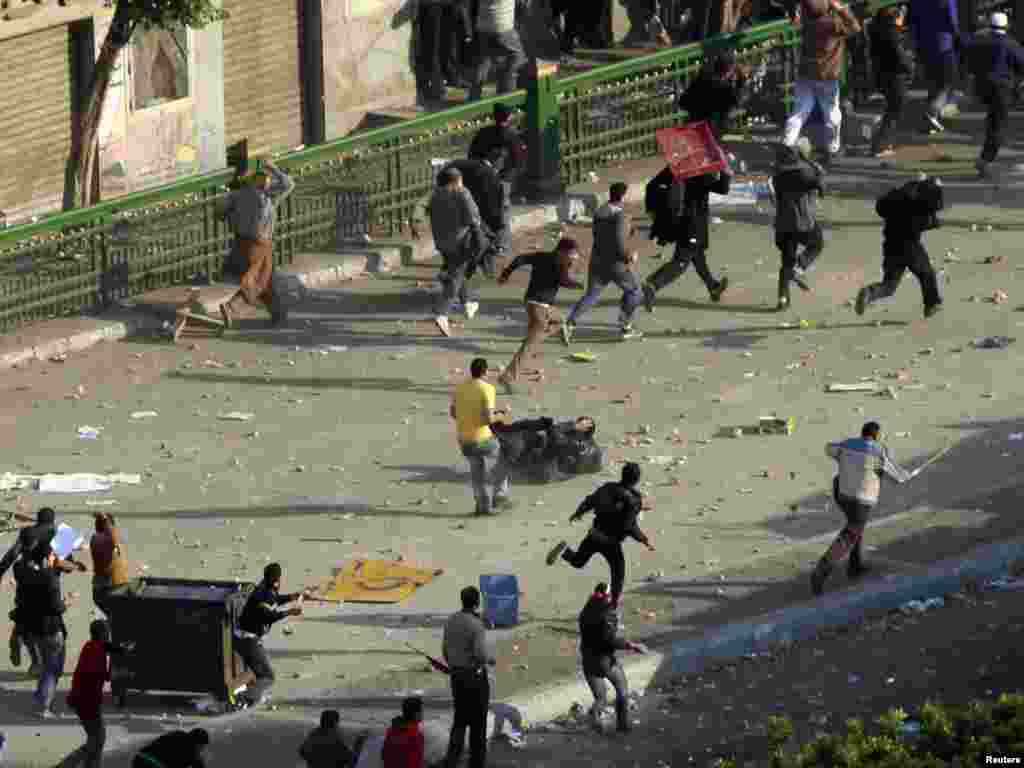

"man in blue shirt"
[967,12,1024,177]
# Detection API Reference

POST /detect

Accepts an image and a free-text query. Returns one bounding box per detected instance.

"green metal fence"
[0,2,915,333]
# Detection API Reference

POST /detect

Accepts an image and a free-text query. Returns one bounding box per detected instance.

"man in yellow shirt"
[451,358,513,516]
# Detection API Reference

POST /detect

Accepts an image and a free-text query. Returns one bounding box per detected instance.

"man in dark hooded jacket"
[855,175,944,319]
[545,462,654,607]
[676,51,748,140]
[771,142,826,310]
[869,3,915,155]
[577,582,648,733]
[443,154,509,270]
[639,165,732,311]
[967,12,1024,178]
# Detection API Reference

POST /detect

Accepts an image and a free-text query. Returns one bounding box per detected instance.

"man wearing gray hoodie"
[771,141,825,310]
[562,183,644,343]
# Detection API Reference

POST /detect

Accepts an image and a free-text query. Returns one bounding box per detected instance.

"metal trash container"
[104,577,256,704]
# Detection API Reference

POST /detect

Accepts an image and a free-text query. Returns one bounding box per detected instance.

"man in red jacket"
[60,620,113,768]
[381,696,425,768]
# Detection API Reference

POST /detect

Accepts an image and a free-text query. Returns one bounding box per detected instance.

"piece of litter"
[130,411,158,420]
[826,382,879,393]
[217,412,255,421]
[568,351,598,363]
[85,500,119,507]
[972,336,1015,350]
[1009,433,1024,441]
[77,426,102,440]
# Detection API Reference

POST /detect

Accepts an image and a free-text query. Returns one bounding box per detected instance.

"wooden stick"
[913,440,955,476]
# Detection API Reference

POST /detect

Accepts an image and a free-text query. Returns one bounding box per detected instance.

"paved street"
[4,118,1024,763]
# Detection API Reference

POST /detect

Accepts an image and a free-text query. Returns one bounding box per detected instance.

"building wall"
[322,0,418,140]
[95,7,227,199]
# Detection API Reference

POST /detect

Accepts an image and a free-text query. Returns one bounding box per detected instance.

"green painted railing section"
[0,0,916,332]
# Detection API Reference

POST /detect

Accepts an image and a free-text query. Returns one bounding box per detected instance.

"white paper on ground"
[51,524,84,559]
[37,473,142,493]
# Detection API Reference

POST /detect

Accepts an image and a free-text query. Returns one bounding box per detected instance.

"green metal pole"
[525,63,563,203]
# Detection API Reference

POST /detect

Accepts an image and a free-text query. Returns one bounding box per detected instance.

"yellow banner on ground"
[321,559,444,604]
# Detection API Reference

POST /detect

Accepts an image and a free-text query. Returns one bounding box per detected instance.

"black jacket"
[138,731,208,768]
[442,159,507,234]
[579,595,628,658]
[772,146,825,234]
[869,14,914,78]
[238,582,291,637]
[877,179,944,242]
[500,250,582,305]
[677,69,746,138]
[652,167,731,250]
[577,482,645,543]
[967,30,1024,85]
[16,562,65,637]
[0,521,56,581]
[468,124,526,180]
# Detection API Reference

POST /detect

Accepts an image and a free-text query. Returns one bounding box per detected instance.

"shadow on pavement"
[165,371,452,395]
[630,415,1024,657]
[112,504,471,521]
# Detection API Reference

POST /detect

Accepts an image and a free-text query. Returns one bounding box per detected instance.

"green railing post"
[524,62,563,203]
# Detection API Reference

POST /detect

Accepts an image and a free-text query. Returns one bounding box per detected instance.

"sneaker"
[464,301,479,320]
[792,270,811,292]
[776,297,790,312]
[434,315,452,337]
[546,540,568,565]
[642,283,656,313]
[924,114,945,134]
[709,277,729,303]
[810,563,829,597]
[976,159,992,180]
[847,561,870,581]
[219,303,234,330]
[620,325,643,340]
[493,496,518,511]
[38,709,55,720]
[924,302,943,319]
[560,320,575,346]
[854,287,868,316]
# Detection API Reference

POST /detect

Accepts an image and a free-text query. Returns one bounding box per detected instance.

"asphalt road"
[3,140,1024,764]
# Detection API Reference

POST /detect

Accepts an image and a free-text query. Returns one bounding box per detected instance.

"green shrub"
[714,692,1024,767]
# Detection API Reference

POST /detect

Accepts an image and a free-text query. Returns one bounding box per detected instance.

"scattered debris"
[900,597,944,614]
[217,412,255,421]
[130,411,159,420]
[77,426,102,440]
[972,336,1015,349]
[826,382,879,393]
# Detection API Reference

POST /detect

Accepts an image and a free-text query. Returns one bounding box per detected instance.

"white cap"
[991,11,1009,30]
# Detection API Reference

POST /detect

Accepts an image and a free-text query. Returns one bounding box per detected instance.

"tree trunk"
[63,10,133,211]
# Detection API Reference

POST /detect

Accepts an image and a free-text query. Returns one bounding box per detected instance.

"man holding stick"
[812,421,916,596]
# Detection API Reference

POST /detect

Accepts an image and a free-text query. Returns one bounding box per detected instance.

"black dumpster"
[104,577,256,705]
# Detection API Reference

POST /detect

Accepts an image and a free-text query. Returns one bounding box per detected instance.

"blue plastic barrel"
[479,574,519,628]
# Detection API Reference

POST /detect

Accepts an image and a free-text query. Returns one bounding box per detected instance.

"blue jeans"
[34,631,65,713]
[568,263,642,327]
[784,79,842,154]
[435,251,479,317]
[460,439,510,514]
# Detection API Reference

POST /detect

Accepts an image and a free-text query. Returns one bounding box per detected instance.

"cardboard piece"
[321,559,443,604]
[826,382,880,393]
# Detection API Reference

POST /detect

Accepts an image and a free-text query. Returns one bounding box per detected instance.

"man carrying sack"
[220,159,296,329]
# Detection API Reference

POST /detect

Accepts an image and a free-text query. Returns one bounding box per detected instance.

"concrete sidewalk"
[76,530,1024,767]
